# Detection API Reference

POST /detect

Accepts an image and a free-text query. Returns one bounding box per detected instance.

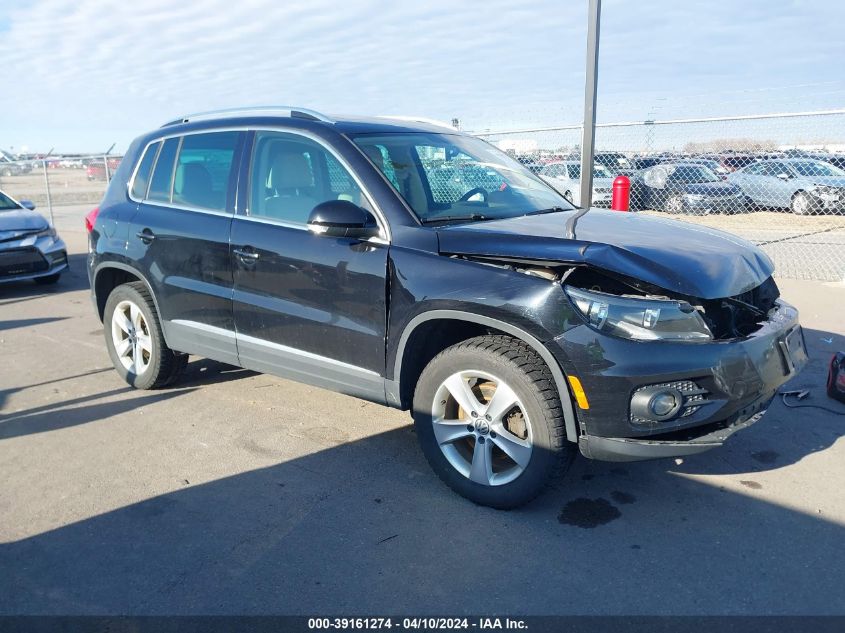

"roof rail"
[161,106,334,127]
[376,115,457,130]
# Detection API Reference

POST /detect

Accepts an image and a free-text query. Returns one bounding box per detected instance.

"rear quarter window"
[147,138,180,202]
[130,141,161,199]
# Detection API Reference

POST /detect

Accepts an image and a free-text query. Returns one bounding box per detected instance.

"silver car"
[538,160,614,207]
[0,189,67,285]
[729,158,845,215]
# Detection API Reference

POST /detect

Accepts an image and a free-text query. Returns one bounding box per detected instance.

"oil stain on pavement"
[558,498,622,528]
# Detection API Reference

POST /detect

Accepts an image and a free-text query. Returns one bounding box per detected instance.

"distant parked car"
[0,151,33,177]
[800,153,845,172]
[627,156,665,171]
[539,160,614,206]
[0,189,68,284]
[729,158,845,215]
[631,163,747,214]
[593,152,630,175]
[666,158,729,176]
[86,157,122,181]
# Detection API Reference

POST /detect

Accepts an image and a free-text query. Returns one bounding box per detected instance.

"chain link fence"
[475,109,845,282]
[4,110,845,281]
[0,154,121,228]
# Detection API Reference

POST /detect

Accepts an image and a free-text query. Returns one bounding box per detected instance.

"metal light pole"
[566,0,601,239]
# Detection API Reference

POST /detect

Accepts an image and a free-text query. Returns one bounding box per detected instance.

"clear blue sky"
[1,0,844,154]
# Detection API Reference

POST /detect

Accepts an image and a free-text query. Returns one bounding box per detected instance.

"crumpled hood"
[437,209,774,299]
[0,208,49,234]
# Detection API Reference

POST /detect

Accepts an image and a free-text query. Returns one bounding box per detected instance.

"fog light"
[630,385,684,423]
[650,391,678,417]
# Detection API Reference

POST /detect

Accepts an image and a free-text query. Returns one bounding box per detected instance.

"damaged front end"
[560,265,782,342]
[444,253,807,462]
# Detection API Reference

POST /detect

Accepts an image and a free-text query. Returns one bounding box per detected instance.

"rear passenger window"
[147,138,180,202]
[173,132,240,212]
[130,141,160,199]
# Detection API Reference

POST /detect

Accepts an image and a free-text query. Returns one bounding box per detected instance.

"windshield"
[668,165,720,183]
[351,132,574,224]
[0,191,21,211]
[790,160,845,177]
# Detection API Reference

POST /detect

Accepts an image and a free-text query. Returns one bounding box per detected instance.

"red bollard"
[611,175,630,212]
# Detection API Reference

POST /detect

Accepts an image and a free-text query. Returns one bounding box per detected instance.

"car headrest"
[271,152,314,190]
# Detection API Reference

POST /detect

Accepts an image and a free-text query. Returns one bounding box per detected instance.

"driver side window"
[248,132,373,224]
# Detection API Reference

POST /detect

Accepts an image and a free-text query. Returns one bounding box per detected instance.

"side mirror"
[20,200,36,210]
[776,173,791,181]
[307,200,381,239]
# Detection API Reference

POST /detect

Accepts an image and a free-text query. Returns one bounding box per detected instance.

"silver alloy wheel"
[111,299,152,375]
[666,195,684,214]
[431,370,533,486]
[792,193,810,215]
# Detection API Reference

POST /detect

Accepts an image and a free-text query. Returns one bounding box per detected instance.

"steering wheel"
[458,187,488,203]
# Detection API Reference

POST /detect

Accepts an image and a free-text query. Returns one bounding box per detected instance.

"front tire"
[103,282,186,389]
[665,195,685,214]
[413,335,575,509]
[791,191,814,215]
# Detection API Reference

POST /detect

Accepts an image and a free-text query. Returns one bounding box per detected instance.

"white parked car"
[538,161,614,207]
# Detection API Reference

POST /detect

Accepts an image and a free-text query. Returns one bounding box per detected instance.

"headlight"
[35,227,57,238]
[685,193,705,201]
[565,286,712,342]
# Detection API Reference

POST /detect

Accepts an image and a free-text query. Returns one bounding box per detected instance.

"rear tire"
[103,282,185,389]
[412,335,575,509]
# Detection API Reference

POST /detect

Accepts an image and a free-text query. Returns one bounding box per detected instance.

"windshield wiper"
[421,213,492,225]
[522,206,569,217]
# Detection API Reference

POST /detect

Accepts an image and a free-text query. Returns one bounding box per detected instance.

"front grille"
[0,247,48,276]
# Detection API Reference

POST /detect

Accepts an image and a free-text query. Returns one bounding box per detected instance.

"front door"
[230,130,389,402]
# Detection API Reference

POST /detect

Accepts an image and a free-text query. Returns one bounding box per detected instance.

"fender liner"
[392,310,578,443]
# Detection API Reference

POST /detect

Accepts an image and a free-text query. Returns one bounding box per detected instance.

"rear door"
[230,130,389,401]
[127,130,244,364]
[732,162,766,205]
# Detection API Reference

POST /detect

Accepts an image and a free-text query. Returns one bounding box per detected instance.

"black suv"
[87,107,807,508]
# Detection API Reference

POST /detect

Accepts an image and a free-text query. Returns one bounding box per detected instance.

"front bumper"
[0,235,68,283]
[808,190,844,212]
[551,300,807,461]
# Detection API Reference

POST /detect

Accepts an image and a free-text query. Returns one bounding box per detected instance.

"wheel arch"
[392,310,578,442]
[93,263,166,339]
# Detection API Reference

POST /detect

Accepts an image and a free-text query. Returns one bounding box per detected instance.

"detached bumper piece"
[578,393,772,462]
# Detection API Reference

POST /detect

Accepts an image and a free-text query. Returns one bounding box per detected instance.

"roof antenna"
[566,0,601,240]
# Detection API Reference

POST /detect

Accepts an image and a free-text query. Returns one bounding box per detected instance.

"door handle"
[136,229,155,243]
[233,247,260,261]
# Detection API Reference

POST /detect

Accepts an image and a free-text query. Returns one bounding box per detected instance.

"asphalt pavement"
[1,222,844,615]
